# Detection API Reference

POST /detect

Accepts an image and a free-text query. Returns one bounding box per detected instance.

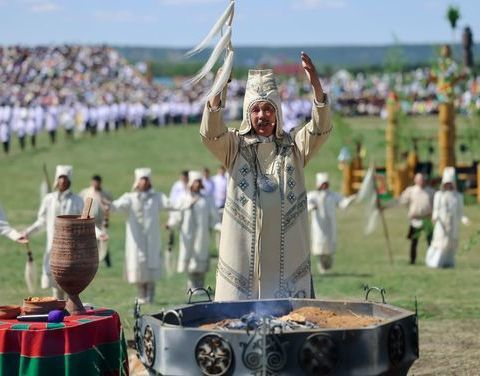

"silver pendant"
[257,174,278,192]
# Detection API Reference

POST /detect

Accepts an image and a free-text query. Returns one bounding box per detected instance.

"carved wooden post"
[386,93,399,191]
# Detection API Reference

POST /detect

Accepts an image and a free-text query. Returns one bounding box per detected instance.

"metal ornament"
[240,318,288,374]
[142,325,156,368]
[195,334,233,376]
[257,173,278,192]
[299,333,339,375]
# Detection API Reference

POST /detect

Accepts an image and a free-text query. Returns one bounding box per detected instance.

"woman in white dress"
[426,167,470,268]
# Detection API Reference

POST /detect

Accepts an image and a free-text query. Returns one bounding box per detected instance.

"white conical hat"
[316,172,329,187]
[239,69,284,138]
[188,170,203,187]
[133,168,152,190]
[441,166,456,185]
[55,165,73,181]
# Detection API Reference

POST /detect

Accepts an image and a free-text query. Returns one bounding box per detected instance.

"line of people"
[0,164,471,304]
[0,164,229,304]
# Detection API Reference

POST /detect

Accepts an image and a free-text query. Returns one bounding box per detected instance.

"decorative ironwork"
[299,333,339,375]
[195,334,233,376]
[142,325,155,368]
[388,324,406,365]
[240,318,288,375]
[133,299,143,356]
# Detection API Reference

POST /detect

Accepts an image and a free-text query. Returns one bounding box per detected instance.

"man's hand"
[301,51,325,103]
[208,68,224,109]
[99,232,109,241]
[16,236,29,244]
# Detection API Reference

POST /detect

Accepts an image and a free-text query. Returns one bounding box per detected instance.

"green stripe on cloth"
[10,324,30,331]
[0,341,128,376]
[46,323,65,330]
[76,319,93,323]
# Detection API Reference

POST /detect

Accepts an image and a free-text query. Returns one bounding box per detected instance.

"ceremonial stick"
[81,197,93,219]
[372,165,394,265]
[42,163,52,193]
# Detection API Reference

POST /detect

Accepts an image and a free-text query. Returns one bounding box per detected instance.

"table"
[0,308,129,375]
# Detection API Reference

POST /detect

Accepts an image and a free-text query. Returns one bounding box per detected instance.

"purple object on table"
[48,310,66,323]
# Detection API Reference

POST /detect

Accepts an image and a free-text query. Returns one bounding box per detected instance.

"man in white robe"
[201,52,331,300]
[168,171,219,291]
[167,170,189,255]
[110,168,171,304]
[307,173,355,273]
[426,167,470,268]
[24,165,85,298]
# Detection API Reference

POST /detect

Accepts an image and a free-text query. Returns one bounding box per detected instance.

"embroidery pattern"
[217,257,250,296]
[287,177,296,189]
[223,199,254,234]
[240,164,250,176]
[238,179,249,191]
[287,191,296,204]
[239,195,248,206]
[284,191,307,232]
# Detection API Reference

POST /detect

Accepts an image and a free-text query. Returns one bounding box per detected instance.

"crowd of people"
[2,44,479,155]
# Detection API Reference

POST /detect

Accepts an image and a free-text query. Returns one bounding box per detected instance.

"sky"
[0,0,478,47]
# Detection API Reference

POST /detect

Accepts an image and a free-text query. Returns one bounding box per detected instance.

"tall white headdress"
[185,0,235,101]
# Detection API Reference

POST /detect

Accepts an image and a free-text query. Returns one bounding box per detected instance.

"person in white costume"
[80,175,113,267]
[110,168,171,304]
[307,173,356,273]
[24,165,85,298]
[425,167,470,268]
[168,171,220,291]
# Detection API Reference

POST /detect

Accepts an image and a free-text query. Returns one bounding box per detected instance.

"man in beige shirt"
[201,52,331,300]
[80,175,113,267]
[398,173,435,264]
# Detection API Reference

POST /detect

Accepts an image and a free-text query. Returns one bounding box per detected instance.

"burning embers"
[200,306,382,331]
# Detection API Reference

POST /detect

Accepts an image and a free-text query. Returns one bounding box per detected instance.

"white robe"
[425,190,465,268]
[111,190,170,283]
[25,190,84,288]
[0,205,21,241]
[169,193,219,274]
[307,190,353,256]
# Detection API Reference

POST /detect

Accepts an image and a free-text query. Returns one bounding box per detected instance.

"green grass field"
[0,116,479,373]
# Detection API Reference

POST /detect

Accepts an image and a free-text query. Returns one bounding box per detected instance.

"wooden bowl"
[23,298,66,314]
[0,305,21,319]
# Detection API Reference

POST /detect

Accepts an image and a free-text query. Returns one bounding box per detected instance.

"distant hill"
[116,44,480,70]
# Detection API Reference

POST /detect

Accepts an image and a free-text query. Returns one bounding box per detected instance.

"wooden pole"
[477,163,480,204]
[438,102,456,174]
[386,102,398,191]
[342,162,354,196]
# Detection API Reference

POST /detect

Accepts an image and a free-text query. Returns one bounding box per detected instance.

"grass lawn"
[0,115,479,373]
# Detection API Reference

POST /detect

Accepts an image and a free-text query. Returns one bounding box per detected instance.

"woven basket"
[50,215,98,314]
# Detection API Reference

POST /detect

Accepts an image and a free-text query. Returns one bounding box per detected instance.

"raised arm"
[200,71,239,170]
[294,52,332,166]
[110,193,131,214]
[200,104,239,170]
